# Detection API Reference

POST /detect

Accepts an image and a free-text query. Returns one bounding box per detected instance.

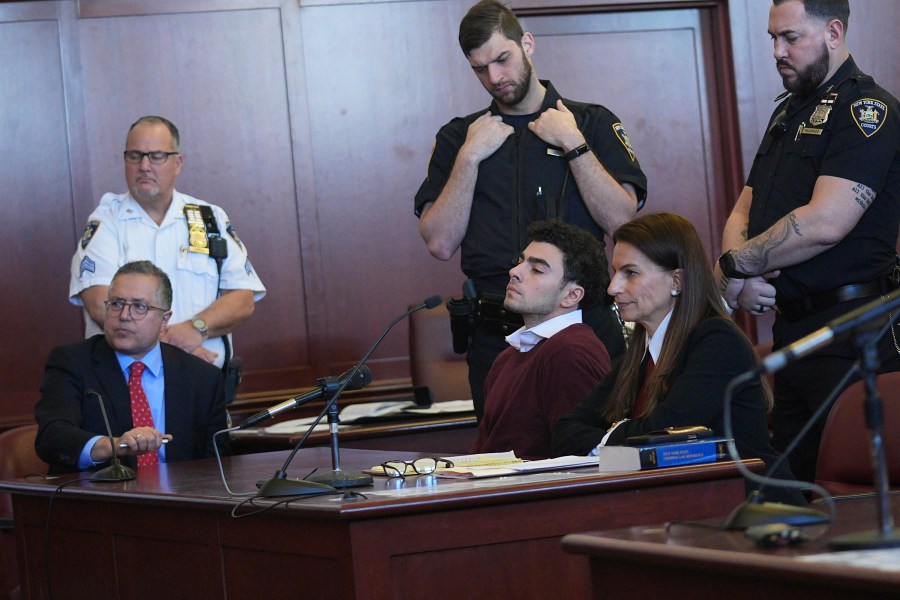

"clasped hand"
[160,321,218,363]
[726,272,780,315]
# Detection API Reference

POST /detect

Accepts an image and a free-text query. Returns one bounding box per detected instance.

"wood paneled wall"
[1,0,897,427]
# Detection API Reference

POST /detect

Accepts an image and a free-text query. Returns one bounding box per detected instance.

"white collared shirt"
[592,307,675,455]
[645,307,675,364]
[505,309,583,353]
[69,190,266,367]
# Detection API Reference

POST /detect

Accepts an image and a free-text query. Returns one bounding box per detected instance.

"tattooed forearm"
[734,215,795,274]
[851,183,875,210]
[787,212,802,237]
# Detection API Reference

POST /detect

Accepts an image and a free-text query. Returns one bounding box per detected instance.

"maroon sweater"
[473,324,611,459]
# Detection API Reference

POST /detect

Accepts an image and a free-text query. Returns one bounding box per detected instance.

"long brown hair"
[602,213,771,420]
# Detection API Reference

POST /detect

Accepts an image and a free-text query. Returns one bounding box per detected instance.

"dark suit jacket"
[35,335,228,474]
[552,317,804,504]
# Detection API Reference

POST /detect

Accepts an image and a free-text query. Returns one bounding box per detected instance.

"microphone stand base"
[91,463,136,482]
[307,470,373,489]
[257,477,336,497]
[724,500,830,530]
[829,529,900,550]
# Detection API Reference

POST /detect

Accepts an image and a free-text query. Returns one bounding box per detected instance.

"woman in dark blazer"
[552,213,801,503]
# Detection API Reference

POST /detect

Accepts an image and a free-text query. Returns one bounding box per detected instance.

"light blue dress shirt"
[79,343,167,468]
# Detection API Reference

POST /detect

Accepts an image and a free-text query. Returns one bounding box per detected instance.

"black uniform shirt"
[415,81,648,295]
[747,56,900,302]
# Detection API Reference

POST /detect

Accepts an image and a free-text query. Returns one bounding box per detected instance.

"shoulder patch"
[225,221,244,251]
[851,98,887,138]
[80,220,100,250]
[612,123,637,161]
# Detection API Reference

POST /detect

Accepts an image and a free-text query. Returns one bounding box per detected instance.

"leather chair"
[408,302,471,404]
[815,372,900,496]
[0,424,44,600]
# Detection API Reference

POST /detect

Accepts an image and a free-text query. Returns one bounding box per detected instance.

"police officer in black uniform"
[414,0,647,419]
[718,0,900,483]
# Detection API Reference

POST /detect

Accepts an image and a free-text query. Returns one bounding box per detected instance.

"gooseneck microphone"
[760,288,900,374]
[239,366,374,430]
[258,295,442,497]
[85,389,137,482]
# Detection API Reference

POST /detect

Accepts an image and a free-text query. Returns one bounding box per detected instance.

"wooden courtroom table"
[563,494,900,600]
[229,414,479,455]
[1,449,759,600]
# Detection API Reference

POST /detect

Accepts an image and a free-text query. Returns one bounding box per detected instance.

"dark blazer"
[35,334,228,474]
[552,317,803,504]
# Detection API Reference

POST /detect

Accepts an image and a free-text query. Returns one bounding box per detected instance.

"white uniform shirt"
[69,190,266,368]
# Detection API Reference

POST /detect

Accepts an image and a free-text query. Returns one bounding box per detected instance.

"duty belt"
[777,277,896,322]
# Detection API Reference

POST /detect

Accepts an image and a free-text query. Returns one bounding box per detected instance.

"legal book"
[596,437,731,472]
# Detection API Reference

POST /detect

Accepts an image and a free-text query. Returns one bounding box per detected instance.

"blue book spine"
[640,438,729,469]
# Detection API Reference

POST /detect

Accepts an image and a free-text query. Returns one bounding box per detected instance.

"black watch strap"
[564,143,591,162]
[718,251,750,279]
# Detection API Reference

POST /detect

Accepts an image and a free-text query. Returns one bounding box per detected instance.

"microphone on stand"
[760,288,900,374]
[723,289,900,530]
[85,389,136,482]
[239,367,374,430]
[258,295,442,497]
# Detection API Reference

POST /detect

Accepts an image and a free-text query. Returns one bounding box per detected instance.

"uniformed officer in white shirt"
[70,115,266,369]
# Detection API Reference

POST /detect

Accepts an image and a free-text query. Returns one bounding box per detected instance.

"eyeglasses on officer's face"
[123,150,180,165]
[104,299,167,320]
[380,458,454,478]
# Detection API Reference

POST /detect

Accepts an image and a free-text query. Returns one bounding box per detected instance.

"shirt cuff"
[78,435,106,470]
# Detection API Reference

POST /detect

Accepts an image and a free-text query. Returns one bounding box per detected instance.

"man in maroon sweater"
[472,221,613,458]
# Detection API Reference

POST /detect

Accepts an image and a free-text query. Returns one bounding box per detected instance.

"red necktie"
[129,361,158,467]
[633,355,655,418]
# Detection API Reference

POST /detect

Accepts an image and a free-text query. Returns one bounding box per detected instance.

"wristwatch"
[191,317,209,339]
[718,251,750,279]
[563,143,591,162]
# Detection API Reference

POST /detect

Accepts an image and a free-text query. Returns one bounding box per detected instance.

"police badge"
[809,92,837,126]
[809,104,832,126]
[184,204,210,254]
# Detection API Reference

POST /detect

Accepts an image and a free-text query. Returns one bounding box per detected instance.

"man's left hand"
[737,271,780,315]
[528,100,584,150]
[161,321,206,356]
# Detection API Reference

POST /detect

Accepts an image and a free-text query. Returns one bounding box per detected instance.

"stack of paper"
[262,399,475,434]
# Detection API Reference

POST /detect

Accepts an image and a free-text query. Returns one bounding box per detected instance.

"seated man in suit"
[36,260,228,474]
[472,221,612,459]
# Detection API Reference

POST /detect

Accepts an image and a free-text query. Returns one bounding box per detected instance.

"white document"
[436,455,598,479]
